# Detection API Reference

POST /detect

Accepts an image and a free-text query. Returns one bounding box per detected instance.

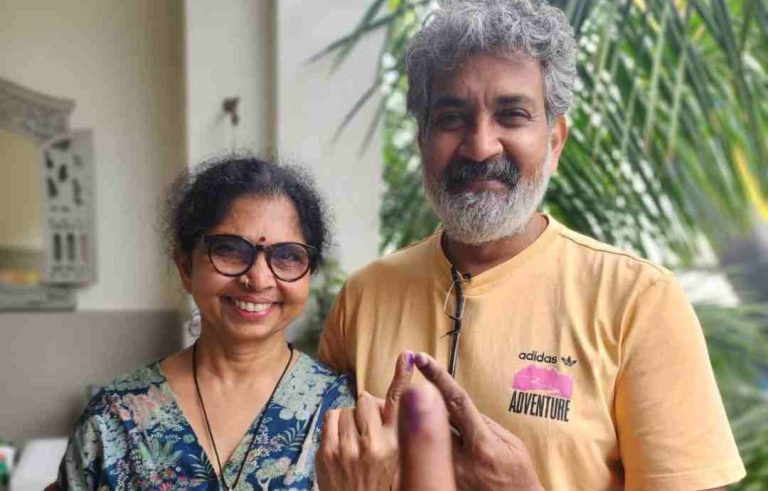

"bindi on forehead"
[258,236,266,243]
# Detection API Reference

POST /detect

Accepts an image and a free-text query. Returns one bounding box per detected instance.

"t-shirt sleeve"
[615,275,746,490]
[317,282,354,375]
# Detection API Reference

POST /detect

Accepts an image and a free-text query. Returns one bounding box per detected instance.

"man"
[317,0,745,489]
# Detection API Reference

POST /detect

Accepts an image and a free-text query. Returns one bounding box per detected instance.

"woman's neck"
[193,332,292,389]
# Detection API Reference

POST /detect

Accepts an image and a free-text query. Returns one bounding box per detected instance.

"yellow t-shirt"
[318,216,745,490]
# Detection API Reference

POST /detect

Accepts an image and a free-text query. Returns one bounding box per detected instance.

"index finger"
[383,351,415,425]
[413,352,488,444]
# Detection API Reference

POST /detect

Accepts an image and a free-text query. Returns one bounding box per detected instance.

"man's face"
[419,53,567,244]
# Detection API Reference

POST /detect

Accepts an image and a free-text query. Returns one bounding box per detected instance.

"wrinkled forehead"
[428,52,546,107]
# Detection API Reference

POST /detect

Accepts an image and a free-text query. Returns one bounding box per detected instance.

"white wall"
[0,0,186,310]
[185,0,383,276]
[185,0,275,164]
[0,0,383,309]
[277,0,384,274]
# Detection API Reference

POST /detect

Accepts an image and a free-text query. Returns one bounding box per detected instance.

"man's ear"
[174,250,193,293]
[548,116,569,174]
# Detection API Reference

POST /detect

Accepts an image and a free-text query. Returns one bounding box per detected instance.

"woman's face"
[176,194,312,344]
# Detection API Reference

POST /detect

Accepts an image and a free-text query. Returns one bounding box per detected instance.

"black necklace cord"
[192,340,294,490]
[447,265,469,378]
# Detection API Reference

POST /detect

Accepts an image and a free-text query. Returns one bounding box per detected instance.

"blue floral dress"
[56,352,355,490]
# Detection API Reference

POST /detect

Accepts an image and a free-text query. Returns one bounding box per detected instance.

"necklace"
[192,341,294,491]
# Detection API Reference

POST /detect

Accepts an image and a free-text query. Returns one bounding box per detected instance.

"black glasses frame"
[201,234,317,282]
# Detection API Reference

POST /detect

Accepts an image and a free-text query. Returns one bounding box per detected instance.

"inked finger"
[398,384,456,491]
[383,351,415,425]
[413,352,488,444]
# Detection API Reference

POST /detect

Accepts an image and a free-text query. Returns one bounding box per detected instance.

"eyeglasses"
[444,265,468,378]
[201,234,317,282]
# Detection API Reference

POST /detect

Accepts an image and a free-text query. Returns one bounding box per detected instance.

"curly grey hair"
[406,0,578,130]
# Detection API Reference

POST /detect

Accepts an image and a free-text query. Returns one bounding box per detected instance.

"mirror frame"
[0,77,78,310]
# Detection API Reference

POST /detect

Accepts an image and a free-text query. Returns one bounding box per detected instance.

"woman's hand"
[317,352,414,490]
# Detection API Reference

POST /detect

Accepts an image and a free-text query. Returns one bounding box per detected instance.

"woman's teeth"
[233,300,271,313]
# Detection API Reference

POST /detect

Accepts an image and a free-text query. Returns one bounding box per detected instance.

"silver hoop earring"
[185,310,201,337]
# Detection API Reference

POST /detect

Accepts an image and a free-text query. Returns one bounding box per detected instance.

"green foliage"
[697,302,768,489]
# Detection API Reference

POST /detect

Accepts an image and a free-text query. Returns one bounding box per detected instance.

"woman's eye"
[213,243,240,257]
[274,248,305,264]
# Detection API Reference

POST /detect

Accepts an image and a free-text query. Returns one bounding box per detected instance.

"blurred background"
[0,0,766,489]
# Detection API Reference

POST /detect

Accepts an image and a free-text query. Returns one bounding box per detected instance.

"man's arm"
[615,276,745,490]
[317,282,352,374]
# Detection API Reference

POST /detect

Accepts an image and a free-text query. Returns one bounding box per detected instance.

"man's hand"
[398,383,456,491]
[413,352,544,491]
[317,352,414,490]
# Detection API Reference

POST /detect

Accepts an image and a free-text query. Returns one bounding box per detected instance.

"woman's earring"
[185,310,201,337]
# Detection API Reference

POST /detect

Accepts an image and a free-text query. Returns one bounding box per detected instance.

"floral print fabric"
[56,352,354,490]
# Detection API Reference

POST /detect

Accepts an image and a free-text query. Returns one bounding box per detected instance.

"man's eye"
[433,112,465,129]
[498,109,530,122]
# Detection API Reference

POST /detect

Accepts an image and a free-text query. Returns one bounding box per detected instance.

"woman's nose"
[242,253,276,289]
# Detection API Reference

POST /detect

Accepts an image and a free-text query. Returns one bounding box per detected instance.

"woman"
[56,156,355,490]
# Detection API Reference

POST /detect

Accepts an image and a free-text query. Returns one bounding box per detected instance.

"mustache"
[443,156,520,191]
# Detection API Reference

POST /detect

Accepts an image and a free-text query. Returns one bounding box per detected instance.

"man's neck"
[442,213,547,277]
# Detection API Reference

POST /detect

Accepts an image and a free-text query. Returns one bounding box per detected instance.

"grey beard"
[424,150,552,245]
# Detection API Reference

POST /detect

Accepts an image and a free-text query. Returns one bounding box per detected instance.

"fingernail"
[403,388,425,431]
[414,352,429,368]
[404,351,414,369]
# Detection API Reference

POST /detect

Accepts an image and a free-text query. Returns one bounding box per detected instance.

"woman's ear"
[174,249,193,293]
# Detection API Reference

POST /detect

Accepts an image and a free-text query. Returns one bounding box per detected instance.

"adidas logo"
[518,350,558,364]
[561,356,577,367]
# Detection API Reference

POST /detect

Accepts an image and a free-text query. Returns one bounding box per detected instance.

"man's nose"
[458,118,503,163]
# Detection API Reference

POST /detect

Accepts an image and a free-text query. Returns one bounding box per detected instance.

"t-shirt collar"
[432,213,561,291]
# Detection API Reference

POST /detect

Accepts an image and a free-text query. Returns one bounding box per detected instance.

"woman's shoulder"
[273,352,355,420]
[296,352,354,393]
[81,362,166,416]
[97,361,166,397]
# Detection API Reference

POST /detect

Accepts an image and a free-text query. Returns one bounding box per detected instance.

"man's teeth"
[233,300,271,313]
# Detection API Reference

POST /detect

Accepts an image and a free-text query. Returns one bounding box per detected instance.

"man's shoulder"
[552,220,673,285]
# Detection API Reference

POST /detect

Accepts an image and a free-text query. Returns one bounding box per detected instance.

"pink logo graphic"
[512,364,573,400]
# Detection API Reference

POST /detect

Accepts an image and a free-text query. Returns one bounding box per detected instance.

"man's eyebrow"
[496,95,536,106]
[430,95,470,110]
